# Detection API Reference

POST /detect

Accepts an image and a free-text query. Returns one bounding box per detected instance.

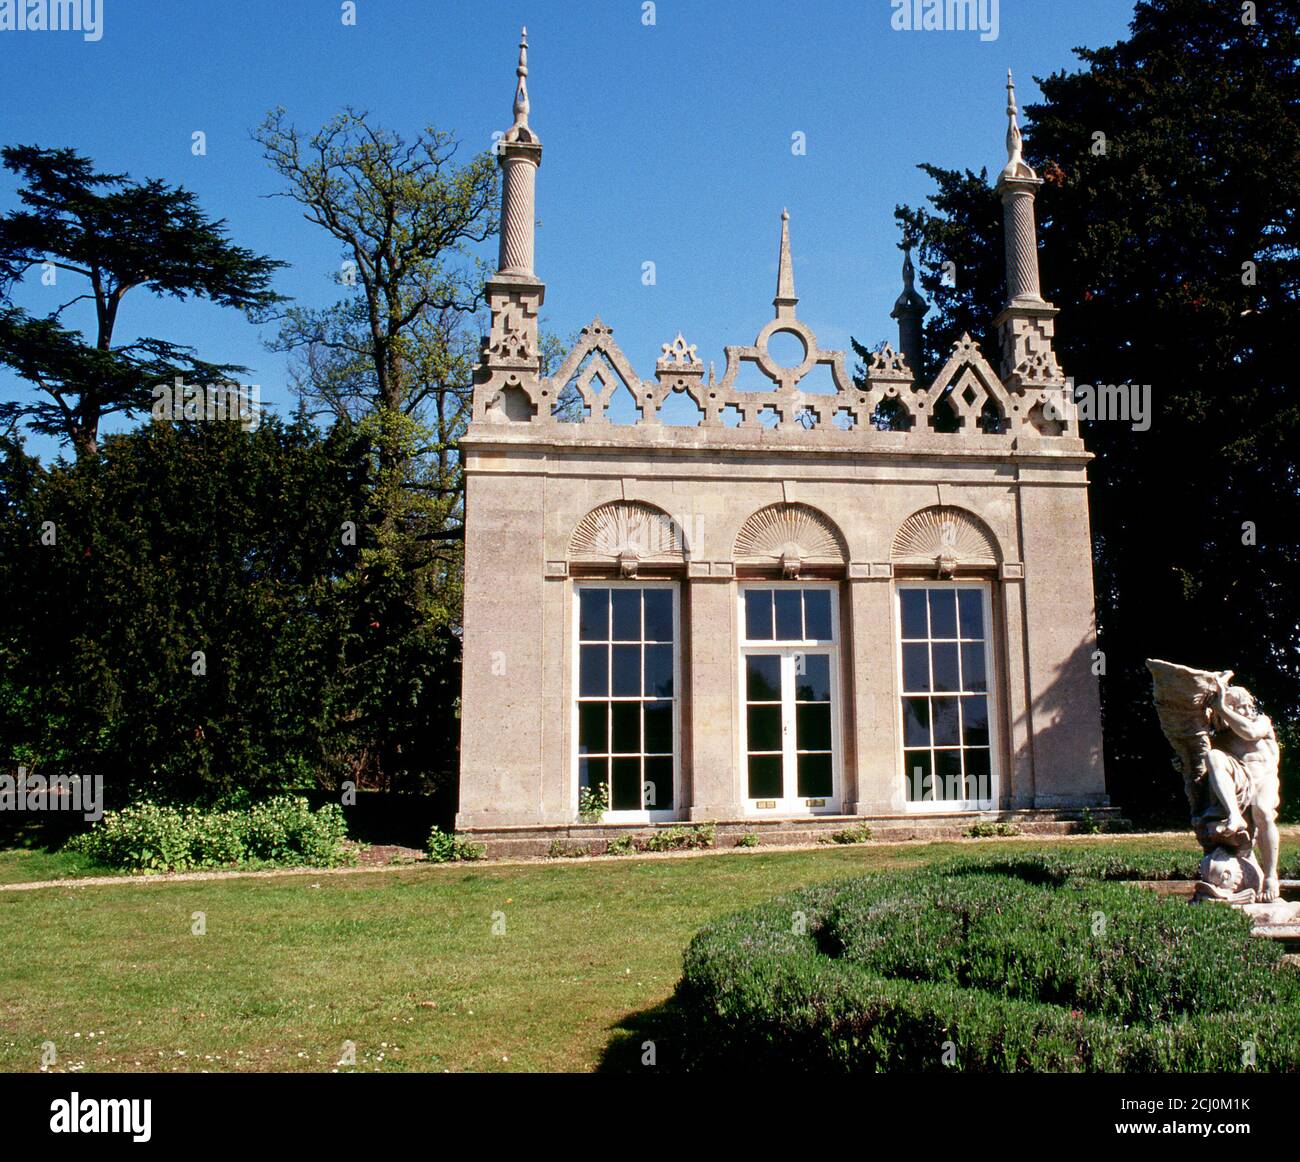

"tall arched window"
[569,502,686,820]
[891,506,1002,810]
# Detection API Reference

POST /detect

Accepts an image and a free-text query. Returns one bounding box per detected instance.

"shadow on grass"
[597,996,689,1073]
[0,812,87,852]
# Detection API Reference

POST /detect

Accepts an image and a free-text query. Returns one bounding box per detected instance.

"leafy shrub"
[965,821,1019,837]
[66,796,351,873]
[821,823,873,845]
[242,797,348,865]
[191,808,248,866]
[578,783,608,823]
[1075,810,1134,835]
[643,824,715,853]
[426,826,486,864]
[674,851,1300,1071]
[600,826,716,856]
[736,833,760,848]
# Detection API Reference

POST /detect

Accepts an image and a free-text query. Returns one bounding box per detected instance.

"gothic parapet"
[471,44,1087,456]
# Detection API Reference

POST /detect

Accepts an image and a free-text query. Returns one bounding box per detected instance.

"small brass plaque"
[806,799,826,807]
[756,800,776,809]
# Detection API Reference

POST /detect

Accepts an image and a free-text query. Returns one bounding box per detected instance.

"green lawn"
[0,833,1290,1073]
[0,846,107,884]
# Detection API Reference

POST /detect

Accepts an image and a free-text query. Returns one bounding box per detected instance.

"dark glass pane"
[747,754,782,799]
[902,697,931,747]
[611,701,640,753]
[644,755,673,810]
[961,696,989,747]
[929,588,958,638]
[775,589,803,640]
[957,588,984,640]
[746,705,782,752]
[795,653,831,702]
[932,697,960,746]
[644,644,674,698]
[612,644,641,697]
[798,752,833,798]
[931,642,960,692]
[745,589,773,640]
[611,589,641,641]
[579,588,609,641]
[643,589,673,642]
[935,749,963,800]
[611,757,641,811]
[746,654,782,701]
[644,700,673,754]
[961,643,987,692]
[796,703,832,751]
[904,749,932,802]
[963,748,991,803]
[967,748,993,805]
[579,758,607,792]
[578,702,608,755]
[804,589,832,640]
[902,643,930,692]
[579,645,608,697]
[900,589,928,639]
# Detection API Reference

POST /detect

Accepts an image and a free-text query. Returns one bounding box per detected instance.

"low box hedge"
[673,850,1300,1071]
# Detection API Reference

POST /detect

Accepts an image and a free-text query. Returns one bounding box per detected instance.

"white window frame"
[571,580,682,823]
[736,581,843,816]
[894,579,1000,813]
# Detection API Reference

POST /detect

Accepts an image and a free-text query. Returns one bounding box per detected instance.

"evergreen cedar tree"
[0,145,284,459]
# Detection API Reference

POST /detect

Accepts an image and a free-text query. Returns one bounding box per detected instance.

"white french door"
[740,585,841,815]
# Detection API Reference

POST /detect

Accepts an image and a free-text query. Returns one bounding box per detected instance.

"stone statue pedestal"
[1241,898,1300,926]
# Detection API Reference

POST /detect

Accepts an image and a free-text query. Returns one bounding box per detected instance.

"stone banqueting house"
[457,32,1109,850]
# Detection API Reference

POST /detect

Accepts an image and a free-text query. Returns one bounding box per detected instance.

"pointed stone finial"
[891,245,927,384]
[893,247,925,313]
[494,28,542,277]
[774,208,798,318]
[512,27,530,130]
[1001,69,1036,181]
[994,69,1059,379]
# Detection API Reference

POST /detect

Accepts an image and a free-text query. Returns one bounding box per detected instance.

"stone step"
[467,808,1128,860]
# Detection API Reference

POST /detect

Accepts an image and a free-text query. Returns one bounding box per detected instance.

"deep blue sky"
[1,0,1140,458]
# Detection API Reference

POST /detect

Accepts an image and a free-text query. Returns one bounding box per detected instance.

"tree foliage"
[0,416,460,805]
[251,109,501,789]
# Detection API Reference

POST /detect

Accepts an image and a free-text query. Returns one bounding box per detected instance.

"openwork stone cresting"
[478,206,1077,443]
[475,66,1080,449]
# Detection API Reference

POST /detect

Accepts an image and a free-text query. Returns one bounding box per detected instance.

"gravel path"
[0,861,430,892]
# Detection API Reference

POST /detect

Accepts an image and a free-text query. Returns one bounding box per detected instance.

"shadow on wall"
[1019,630,1108,811]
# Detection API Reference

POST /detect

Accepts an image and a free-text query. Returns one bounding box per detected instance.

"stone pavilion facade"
[456,33,1109,847]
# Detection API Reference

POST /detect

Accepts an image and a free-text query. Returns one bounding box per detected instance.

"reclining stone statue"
[1146,659,1281,904]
